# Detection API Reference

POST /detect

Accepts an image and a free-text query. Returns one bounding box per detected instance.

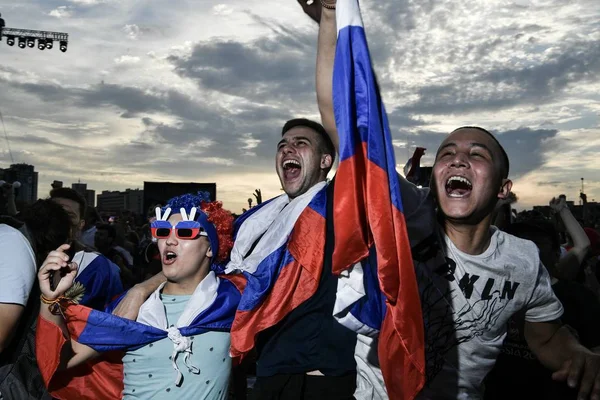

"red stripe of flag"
[334,143,425,400]
[230,207,326,360]
[36,315,124,400]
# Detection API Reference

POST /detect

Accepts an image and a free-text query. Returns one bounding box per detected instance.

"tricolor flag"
[226,183,328,359]
[332,0,426,398]
[36,274,243,400]
[72,251,124,311]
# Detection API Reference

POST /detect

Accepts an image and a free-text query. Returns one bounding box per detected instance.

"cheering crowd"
[1,1,600,400]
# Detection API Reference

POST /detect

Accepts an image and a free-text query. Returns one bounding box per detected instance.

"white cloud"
[49,6,73,18]
[114,55,141,65]
[2,0,599,213]
[123,24,141,40]
[67,0,107,4]
[240,133,260,150]
[393,140,408,148]
[212,4,234,16]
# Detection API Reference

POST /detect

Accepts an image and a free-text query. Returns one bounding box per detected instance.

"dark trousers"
[250,372,356,400]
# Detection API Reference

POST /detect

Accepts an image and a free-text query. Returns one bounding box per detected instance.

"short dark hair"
[147,203,162,220]
[50,187,87,219]
[85,205,102,225]
[19,199,71,264]
[282,118,336,162]
[450,126,510,179]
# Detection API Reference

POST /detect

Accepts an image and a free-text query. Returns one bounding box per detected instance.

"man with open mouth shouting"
[35,192,242,400]
[303,0,600,399]
[221,116,358,400]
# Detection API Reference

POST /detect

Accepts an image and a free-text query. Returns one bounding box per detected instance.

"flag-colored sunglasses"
[151,220,208,240]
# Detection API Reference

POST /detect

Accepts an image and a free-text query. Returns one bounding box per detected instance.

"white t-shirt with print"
[396,180,564,400]
[352,178,564,400]
[0,224,37,306]
[416,226,564,400]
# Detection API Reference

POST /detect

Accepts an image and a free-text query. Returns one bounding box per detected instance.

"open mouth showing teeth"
[282,159,301,180]
[445,176,473,197]
[165,252,177,261]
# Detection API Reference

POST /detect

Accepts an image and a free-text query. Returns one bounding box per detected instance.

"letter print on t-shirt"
[412,229,525,384]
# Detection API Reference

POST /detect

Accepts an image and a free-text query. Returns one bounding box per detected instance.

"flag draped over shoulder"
[36,275,243,400]
[226,183,328,360]
[331,0,426,398]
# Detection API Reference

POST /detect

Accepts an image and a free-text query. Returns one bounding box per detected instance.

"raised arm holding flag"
[301,1,426,398]
[304,1,600,400]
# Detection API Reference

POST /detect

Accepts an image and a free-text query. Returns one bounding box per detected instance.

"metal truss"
[1,28,69,42]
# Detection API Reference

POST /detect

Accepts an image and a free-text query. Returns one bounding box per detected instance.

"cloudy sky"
[0,0,598,213]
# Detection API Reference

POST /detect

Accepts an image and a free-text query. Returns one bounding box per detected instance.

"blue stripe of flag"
[334,25,405,213]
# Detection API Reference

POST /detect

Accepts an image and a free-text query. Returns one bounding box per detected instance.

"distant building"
[0,163,38,204]
[71,182,96,208]
[532,200,599,226]
[124,188,144,215]
[97,188,143,215]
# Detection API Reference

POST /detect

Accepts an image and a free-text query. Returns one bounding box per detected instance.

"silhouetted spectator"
[96,223,135,287]
[0,14,5,40]
[485,220,600,400]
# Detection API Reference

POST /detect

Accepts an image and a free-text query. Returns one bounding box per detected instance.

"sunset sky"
[0,0,598,213]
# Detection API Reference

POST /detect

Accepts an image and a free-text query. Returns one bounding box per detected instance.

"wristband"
[41,294,66,314]
[40,282,86,314]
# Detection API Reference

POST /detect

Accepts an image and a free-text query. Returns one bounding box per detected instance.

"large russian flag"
[229,185,327,360]
[36,276,243,399]
[332,1,426,399]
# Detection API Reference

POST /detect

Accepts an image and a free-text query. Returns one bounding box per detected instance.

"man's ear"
[321,154,333,170]
[206,246,213,258]
[498,179,513,200]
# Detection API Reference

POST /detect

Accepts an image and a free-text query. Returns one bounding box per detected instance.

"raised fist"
[549,196,567,213]
[253,189,263,205]
[296,0,337,23]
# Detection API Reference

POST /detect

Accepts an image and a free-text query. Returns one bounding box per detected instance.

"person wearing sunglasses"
[35,192,242,400]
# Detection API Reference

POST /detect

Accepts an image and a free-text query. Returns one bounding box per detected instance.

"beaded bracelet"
[320,0,336,10]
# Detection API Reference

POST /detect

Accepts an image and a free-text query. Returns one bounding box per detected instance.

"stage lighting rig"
[1,16,69,54]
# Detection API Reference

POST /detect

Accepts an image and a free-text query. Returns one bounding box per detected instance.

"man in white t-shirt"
[0,200,71,399]
[0,200,71,358]
[402,171,565,399]
[305,2,600,399]
[0,223,37,354]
